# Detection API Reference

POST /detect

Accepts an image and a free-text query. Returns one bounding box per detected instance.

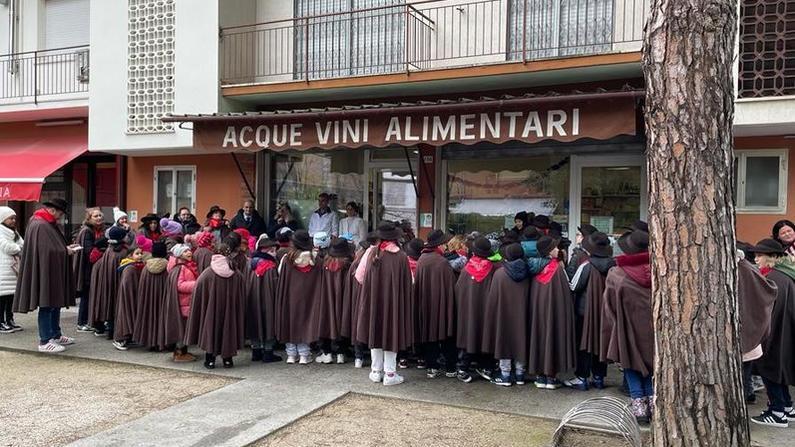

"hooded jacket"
[0,223,23,296]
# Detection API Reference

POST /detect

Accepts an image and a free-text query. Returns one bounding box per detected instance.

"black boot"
[251,348,263,362]
[262,350,282,363]
[204,353,216,369]
[222,357,234,368]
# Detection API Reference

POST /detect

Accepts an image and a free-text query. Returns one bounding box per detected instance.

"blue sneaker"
[564,377,589,391]
[545,377,563,390]
[491,373,512,387]
[591,376,606,390]
[534,376,548,389]
[515,373,526,386]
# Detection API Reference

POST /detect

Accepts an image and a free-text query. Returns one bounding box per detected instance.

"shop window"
[446,155,570,235]
[272,152,364,229]
[154,166,196,217]
[734,149,788,214]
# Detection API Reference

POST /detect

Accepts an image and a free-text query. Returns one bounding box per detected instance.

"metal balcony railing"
[220,0,649,86]
[0,45,90,103]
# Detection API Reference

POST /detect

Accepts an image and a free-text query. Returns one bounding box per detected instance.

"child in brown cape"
[132,242,170,350]
[88,226,130,340]
[247,234,282,364]
[112,247,146,351]
[315,238,353,364]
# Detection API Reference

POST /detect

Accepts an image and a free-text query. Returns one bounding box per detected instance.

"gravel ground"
[0,350,236,447]
[255,393,560,447]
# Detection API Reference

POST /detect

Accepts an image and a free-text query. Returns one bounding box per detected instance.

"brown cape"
[132,259,170,348]
[274,256,322,344]
[455,263,498,354]
[527,262,576,376]
[245,266,278,342]
[315,258,351,341]
[738,259,777,354]
[113,263,142,342]
[194,247,213,273]
[481,265,529,362]
[414,251,456,343]
[13,217,75,312]
[580,265,609,354]
[755,269,795,385]
[230,251,249,274]
[355,248,414,352]
[342,255,362,340]
[72,226,94,293]
[88,247,128,323]
[158,264,187,349]
[600,266,654,376]
[184,266,246,358]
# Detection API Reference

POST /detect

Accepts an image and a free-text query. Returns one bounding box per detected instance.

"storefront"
[165,88,647,240]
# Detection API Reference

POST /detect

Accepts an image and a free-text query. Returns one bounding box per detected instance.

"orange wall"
[126,153,255,223]
[735,136,795,244]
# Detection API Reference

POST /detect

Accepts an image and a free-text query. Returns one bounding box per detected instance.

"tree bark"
[642,1,748,446]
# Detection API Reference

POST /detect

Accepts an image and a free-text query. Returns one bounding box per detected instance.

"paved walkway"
[1,309,784,446]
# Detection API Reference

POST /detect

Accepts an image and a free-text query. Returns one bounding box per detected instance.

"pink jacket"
[173,261,198,318]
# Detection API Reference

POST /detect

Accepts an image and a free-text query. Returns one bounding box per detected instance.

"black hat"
[376,222,402,242]
[578,224,598,237]
[223,232,242,248]
[365,231,379,246]
[522,226,541,241]
[206,205,226,219]
[405,238,424,260]
[623,220,649,233]
[152,241,168,259]
[472,236,493,258]
[504,243,524,262]
[750,238,785,255]
[141,213,159,225]
[257,235,280,250]
[549,221,563,238]
[537,235,559,257]
[291,229,313,251]
[514,211,528,223]
[532,215,551,229]
[558,237,572,250]
[329,238,352,258]
[107,226,128,244]
[42,198,69,214]
[618,230,649,255]
[736,241,756,263]
[425,229,452,248]
[583,232,612,257]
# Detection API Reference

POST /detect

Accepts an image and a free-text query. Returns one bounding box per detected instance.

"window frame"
[735,149,788,214]
[153,165,196,216]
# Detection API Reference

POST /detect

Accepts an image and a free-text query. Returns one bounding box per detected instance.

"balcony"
[0,46,90,106]
[220,0,649,88]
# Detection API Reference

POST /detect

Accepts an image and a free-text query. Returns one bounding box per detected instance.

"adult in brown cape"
[315,238,353,364]
[354,221,413,386]
[601,230,653,422]
[414,229,457,376]
[13,199,77,352]
[481,243,529,386]
[455,236,498,381]
[564,232,614,391]
[274,230,322,364]
[246,235,282,363]
[72,207,105,331]
[527,236,576,389]
[184,246,247,369]
[132,242,170,349]
[88,226,130,339]
[748,239,795,427]
[112,247,146,350]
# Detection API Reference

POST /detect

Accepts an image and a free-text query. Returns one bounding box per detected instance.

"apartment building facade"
[86,0,792,242]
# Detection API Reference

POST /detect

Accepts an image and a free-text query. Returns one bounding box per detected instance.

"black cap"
[537,235,559,257]
[107,226,128,244]
[471,236,493,258]
[504,243,524,261]
[404,238,424,260]
[152,241,168,259]
[291,229,313,251]
[582,232,612,257]
[42,198,70,214]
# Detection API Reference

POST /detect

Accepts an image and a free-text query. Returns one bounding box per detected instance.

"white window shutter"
[44,0,89,49]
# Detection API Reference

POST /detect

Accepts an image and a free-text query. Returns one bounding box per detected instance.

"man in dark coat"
[14,199,79,353]
[414,229,457,378]
[230,200,268,238]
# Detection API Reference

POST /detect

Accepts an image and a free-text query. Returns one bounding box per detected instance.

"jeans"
[742,362,754,398]
[38,307,62,344]
[624,369,654,399]
[354,343,367,360]
[251,339,277,351]
[499,359,525,377]
[762,376,793,412]
[574,316,608,379]
[77,289,89,326]
[285,342,311,357]
[422,338,457,372]
[0,295,13,323]
[371,349,397,374]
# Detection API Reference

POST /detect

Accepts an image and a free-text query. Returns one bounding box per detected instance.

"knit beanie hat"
[0,206,16,224]
[171,243,190,259]
[107,226,128,244]
[313,231,331,249]
[135,234,153,253]
[113,207,128,224]
[160,217,183,238]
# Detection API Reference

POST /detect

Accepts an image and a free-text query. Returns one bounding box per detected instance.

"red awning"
[0,130,87,201]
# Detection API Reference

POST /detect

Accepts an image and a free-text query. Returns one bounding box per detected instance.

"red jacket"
[173,261,198,318]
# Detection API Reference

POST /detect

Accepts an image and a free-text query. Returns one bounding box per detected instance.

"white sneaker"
[299,355,311,365]
[314,353,332,364]
[286,355,297,364]
[112,340,129,351]
[38,341,66,353]
[54,335,75,346]
[369,370,384,383]
[336,354,345,364]
[354,358,364,369]
[383,373,405,386]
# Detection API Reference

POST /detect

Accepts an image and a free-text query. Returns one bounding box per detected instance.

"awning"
[0,131,87,201]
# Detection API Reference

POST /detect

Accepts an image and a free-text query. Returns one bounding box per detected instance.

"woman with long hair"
[73,207,105,333]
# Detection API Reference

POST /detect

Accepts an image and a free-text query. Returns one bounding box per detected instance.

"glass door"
[569,155,647,248]
[371,167,418,230]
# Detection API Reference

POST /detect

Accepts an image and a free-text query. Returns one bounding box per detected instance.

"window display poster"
[590,216,614,234]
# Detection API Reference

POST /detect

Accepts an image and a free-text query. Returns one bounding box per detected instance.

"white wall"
[734,98,795,137]
[0,4,9,54]
[89,0,221,154]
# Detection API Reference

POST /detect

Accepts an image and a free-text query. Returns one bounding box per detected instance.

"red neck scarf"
[616,252,652,288]
[408,257,418,278]
[255,259,277,277]
[760,266,773,276]
[325,257,348,273]
[208,218,223,229]
[464,256,493,283]
[535,260,559,285]
[422,246,444,255]
[177,260,198,278]
[33,208,56,224]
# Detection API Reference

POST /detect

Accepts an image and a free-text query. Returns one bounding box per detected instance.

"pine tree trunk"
[642,1,749,446]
